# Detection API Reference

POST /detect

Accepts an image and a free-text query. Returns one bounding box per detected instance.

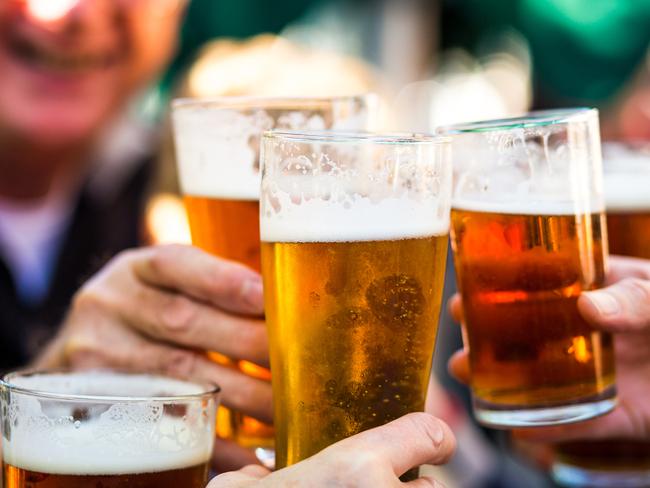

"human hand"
[208,412,455,487]
[33,244,271,470]
[448,256,650,442]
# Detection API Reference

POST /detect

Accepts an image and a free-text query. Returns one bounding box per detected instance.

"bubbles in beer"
[366,274,424,330]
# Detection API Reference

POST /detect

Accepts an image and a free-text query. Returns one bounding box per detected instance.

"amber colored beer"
[184,194,273,447]
[184,195,261,272]
[553,200,650,485]
[3,462,209,488]
[607,211,650,259]
[262,234,448,473]
[451,208,615,412]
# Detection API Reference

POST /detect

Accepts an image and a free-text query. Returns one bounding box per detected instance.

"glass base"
[552,462,650,488]
[255,447,276,470]
[473,387,617,428]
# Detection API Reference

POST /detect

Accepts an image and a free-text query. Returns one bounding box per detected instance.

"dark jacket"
[0,156,152,371]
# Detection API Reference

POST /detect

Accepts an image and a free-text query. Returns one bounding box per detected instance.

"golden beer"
[3,463,209,488]
[263,234,448,473]
[607,212,650,259]
[184,196,261,271]
[172,97,372,451]
[451,208,616,418]
[260,130,452,481]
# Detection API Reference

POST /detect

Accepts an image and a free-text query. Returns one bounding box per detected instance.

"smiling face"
[0,0,185,148]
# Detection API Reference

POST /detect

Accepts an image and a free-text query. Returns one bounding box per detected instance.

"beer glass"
[260,131,452,481]
[1,370,219,488]
[171,95,373,455]
[440,108,616,427]
[553,142,650,487]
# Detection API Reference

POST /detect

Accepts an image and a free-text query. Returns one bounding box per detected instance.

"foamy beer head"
[171,96,375,202]
[440,108,605,216]
[603,142,650,212]
[0,371,219,486]
[260,131,452,243]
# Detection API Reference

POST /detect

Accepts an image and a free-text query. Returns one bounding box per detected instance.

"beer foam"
[3,417,212,475]
[261,196,449,242]
[452,198,605,216]
[2,372,215,475]
[604,175,650,212]
[173,108,262,200]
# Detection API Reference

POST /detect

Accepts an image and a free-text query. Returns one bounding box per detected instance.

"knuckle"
[621,278,650,303]
[406,412,447,446]
[165,350,198,378]
[159,295,197,334]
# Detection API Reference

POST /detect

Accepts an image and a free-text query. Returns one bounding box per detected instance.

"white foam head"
[602,144,650,212]
[261,194,449,243]
[172,98,371,201]
[2,372,216,475]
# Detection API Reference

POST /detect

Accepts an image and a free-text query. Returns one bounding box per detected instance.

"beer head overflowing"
[0,371,218,475]
[172,96,373,201]
[439,108,605,216]
[260,131,452,242]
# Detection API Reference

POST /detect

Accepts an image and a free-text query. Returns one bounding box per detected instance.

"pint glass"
[440,108,616,427]
[553,142,650,487]
[1,370,219,488]
[260,131,452,481]
[171,95,373,452]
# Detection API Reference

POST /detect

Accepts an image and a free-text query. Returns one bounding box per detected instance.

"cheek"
[0,51,125,145]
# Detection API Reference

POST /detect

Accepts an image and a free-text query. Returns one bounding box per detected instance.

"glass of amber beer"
[260,130,452,481]
[553,142,650,487]
[440,108,617,428]
[1,370,219,488]
[171,95,373,457]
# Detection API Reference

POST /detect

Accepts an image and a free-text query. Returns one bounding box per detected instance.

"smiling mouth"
[5,32,122,74]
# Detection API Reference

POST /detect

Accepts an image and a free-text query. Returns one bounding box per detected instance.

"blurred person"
[448,256,650,445]
[0,0,273,471]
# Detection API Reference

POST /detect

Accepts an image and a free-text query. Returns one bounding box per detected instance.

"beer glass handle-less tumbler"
[440,108,616,428]
[259,131,452,481]
[1,370,219,488]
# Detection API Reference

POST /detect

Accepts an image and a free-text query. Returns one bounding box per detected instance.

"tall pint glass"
[553,142,650,487]
[440,108,616,428]
[260,131,452,481]
[171,95,373,454]
[1,370,219,488]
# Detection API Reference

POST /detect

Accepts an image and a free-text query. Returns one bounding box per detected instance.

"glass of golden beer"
[260,131,452,481]
[440,108,617,428]
[1,370,219,488]
[553,141,650,487]
[171,95,373,459]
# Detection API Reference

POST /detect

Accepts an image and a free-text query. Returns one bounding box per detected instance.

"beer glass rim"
[437,107,597,134]
[0,369,221,403]
[262,129,450,146]
[171,94,375,111]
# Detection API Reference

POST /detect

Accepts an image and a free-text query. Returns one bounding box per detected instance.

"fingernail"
[242,278,264,312]
[586,291,620,316]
